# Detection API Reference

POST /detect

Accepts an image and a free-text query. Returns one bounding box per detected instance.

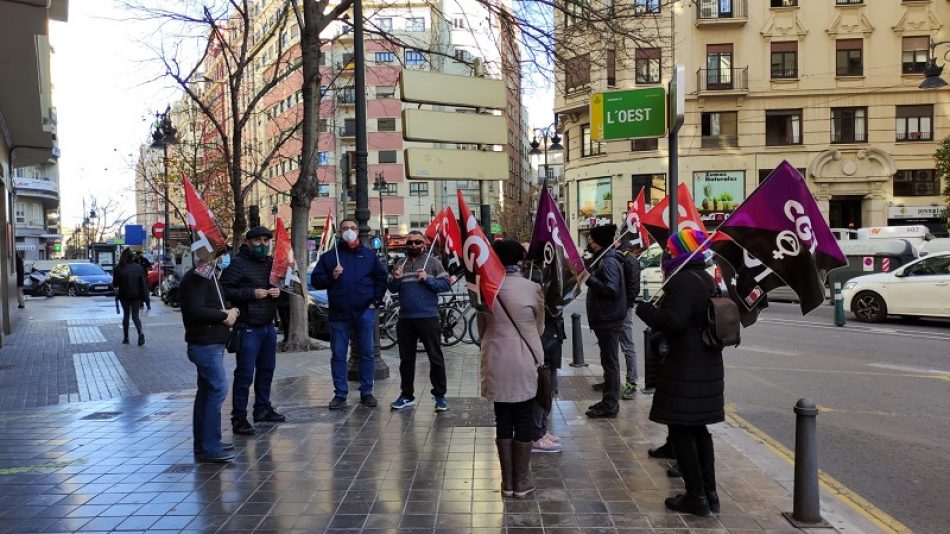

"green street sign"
[590,87,667,141]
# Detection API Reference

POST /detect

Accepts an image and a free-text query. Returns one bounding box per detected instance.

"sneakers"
[360,394,379,408]
[328,396,347,410]
[231,417,255,436]
[390,395,416,410]
[591,381,606,391]
[622,381,637,400]
[585,402,618,419]
[253,407,286,423]
[434,396,449,412]
[543,432,562,445]
[531,436,561,453]
[195,450,236,463]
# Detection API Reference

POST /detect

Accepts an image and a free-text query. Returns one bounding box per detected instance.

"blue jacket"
[387,254,452,319]
[311,242,388,321]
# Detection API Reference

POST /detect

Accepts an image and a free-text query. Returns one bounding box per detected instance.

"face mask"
[406,248,421,258]
[218,254,231,269]
[342,229,358,244]
[251,244,269,259]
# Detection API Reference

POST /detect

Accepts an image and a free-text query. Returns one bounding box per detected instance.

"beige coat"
[478,273,544,403]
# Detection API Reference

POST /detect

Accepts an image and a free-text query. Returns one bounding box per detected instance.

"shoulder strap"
[688,270,716,298]
[496,293,542,367]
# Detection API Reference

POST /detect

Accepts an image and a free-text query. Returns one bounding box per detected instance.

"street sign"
[151,222,165,239]
[590,87,667,141]
[124,224,146,246]
[400,70,506,110]
[862,256,874,272]
[404,148,508,181]
[669,64,685,130]
[402,109,506,145]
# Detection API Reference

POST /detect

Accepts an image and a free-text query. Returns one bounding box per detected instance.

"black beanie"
[245,226,273,240]
[589,224,616,248]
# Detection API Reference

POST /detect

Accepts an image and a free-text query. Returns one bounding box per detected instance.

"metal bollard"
[642,285,650,301]
[786,398,826,526]
[569,312,587,367]
[833,282,845,327]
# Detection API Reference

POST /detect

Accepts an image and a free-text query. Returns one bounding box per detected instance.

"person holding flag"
[387,231,454,412]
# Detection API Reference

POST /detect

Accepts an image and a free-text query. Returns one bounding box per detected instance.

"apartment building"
[555,0,950,243]
[13,164,61,261]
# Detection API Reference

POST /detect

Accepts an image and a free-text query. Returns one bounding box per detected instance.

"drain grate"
[555,376,602,401]
[80,411,123,421]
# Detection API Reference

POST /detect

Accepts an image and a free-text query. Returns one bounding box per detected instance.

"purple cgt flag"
[717,161,847,314]
[528,187,587,312]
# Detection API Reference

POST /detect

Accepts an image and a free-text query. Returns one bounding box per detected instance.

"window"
[385,215,399,227]
[406,17,425,32]
[706,44,733,88]
[894,169,939,196]
[377,86,395,99]
[379,150,397,164]
[771,0,797,6]
[341,53,355,69]
[606,48,616,86]
[377,17,393,32]
[770,41,797,79]
[699,0,735,18]
[380,183,398,196]
[338,86,356,104]
[318,151,331,165]
[902,37,929,74]
[835,0,862,4]
[635,48,661,84]
[831,107,867,143]
[580,124,605,157]
[454,48,470,62]
[317,183,330,197]
[631,138,658,151]
[343,118,357,136]
[564,0,589,27]
[374,52,395,63]
[896,105,933,141]
[405,50,426,66]
[905,255,950,276]
[409,182,429,196]
[452,17,465,30]
[634,0,660,13]
[836,39,863,76]
[377,118,396,132]
[317,119,328,132]
[563,131,570,162]
[565,54,591,93]
[701,111,738,148]
[410,214,429,229]
[765,109,802,145]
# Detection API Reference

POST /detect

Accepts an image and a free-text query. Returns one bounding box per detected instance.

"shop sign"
[693,171,745,221]
[887,206,947,219]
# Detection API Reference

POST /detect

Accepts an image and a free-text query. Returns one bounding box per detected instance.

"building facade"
[555,0,949,243]
[13,163,61,260]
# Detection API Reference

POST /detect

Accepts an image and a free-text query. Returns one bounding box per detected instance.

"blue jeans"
[329,308,376,397]
[231,324,277,419]
[187,343,228,455]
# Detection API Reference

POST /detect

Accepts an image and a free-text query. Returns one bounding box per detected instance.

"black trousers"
[593,327,622,413]
[668,424,716,498]
[494,399,535,442]
[396,317,447,398]
[120,299,143,335]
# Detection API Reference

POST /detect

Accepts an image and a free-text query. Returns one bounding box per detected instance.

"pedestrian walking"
[133,251,153,310]
[112,248,149,346]
[584,224,627,418]
[15,253,25,309]
[221,226,286,436]
[388,231,453,412]
[311,218,388,410]
[591,240,641,399]
[478,238,544,498]
[636,229,724,517]
[179,259,241,463]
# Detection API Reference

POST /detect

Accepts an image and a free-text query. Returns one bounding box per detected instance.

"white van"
[856,225,933,253]
[919,238,950,257]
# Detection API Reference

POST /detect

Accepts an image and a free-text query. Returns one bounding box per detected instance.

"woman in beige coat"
[478,238,544,498]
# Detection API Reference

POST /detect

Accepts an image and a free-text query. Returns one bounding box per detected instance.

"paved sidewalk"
[0,297,882,533]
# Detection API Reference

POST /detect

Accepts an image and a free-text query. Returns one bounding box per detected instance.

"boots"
[137,332,145,346]
[664,493,711,517]
[122,328,129,344]
[511,440,535,498]
[495,438,513,497]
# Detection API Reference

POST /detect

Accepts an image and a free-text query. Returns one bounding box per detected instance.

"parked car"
[637,243,725,300]
[308,289,330,340]
[47,262,114,296]
[147,263,161,294]
[842,252,950,322]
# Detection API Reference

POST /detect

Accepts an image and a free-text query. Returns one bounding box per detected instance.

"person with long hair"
[113,248,150,345]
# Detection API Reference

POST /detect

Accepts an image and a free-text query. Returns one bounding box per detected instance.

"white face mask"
[342,229,358,243]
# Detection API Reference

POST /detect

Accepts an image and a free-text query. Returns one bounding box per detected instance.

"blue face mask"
[218,254,231,269]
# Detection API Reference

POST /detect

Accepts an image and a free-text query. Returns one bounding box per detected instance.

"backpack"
[619,250,641,306]
[689,271,741,350]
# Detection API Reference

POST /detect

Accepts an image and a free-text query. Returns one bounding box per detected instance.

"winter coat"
[311,242,388,321]
[387,254,452,319]
[585,249,627,329]
[220,245,277,328]
[635,262,724,426]
[15,256,23,288]
[620,249,641,307]
[112,263,149,301]
[179,268,230,345]
[477,272,544,403]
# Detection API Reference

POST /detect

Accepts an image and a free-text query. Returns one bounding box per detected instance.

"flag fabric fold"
[456,190,504,312]
[623,187,651,249]
[424,207,464,276]
[183,175,228,262]
[269,217,302,293]
[709,233,782,327]
[641,183,707,247]
[316,210,335,259]
[527,187,586,313]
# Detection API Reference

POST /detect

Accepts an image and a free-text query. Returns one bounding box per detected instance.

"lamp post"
[150,106,177,272]
[528,122,564,194]
[920,40,950,89]
[372,172,387,242]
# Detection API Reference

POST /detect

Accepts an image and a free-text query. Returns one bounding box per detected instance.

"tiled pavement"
[0,297,878,533]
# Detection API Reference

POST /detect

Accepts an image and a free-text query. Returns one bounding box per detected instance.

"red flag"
[317,210,335,256]
[641,183,707,247]
[269,217,300,288]
[456,190,504,312]
[425,207,464,275]
[623,187,651,249]
[183,175,228,262]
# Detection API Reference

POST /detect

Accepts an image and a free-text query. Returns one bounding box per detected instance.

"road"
[564,297,950,534]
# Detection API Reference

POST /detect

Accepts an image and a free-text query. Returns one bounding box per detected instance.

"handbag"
[226,328,244,354]
[497,295,552,412]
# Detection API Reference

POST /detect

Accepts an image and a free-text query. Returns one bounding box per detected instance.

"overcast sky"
[49,2,553,231]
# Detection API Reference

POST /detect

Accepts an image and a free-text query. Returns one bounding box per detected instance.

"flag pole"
[647,231,717,304]
[589,227,633,269]
[422,232,440,271]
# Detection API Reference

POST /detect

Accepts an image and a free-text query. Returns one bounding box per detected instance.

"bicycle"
[378,295,399,350]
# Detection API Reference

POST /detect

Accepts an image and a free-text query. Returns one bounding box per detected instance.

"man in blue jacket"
[311,218,388,410]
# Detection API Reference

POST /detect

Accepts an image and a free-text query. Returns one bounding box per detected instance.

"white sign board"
[862,256,873,272]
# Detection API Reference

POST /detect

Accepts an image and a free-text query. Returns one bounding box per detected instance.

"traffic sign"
[404,148,508,181]
[590,87,667,141]
[669,64,685,131]
[151,222,165,239]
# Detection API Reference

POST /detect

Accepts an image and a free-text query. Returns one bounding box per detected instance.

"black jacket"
[113,263,149,300]
[585,249,627,329]
[220,245,277,327]
[15,256,23,288]
[179,269,230,345]
[620,249,641,307]
[636,262,724,426]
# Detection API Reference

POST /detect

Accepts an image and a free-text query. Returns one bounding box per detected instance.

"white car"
[842,252,950,322]
[637,243,725,300]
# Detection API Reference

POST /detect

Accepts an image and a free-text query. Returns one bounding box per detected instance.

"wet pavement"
[0,296,878,533]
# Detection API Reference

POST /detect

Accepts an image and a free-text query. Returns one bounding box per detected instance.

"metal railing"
[696,0,748,21]
[697,67,749,92]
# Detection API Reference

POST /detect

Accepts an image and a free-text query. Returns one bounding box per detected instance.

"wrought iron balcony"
[696,0,748,24]
[697,67,749,93]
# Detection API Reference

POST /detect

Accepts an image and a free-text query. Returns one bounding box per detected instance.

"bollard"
[642,285,650,301]
[785,398,827,527]
[569,312,587,367]
[833,282,845,327]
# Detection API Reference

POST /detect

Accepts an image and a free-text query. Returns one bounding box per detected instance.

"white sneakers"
[531,433,562,453]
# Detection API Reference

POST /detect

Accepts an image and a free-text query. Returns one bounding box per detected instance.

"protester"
[522,255,564,453]
[179,259,240,463]
[636,229,724,517]
[478,238,544,498]
[388,231,453,412]
[591,239,641,399]
[112,248,150,346]
[221,226,286,436]
[311,218,388,410]
[15,253,25,309]
[584,224,627,418]
[133,251,153,310]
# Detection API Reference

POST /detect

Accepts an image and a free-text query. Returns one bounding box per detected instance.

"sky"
[49,2,553,231]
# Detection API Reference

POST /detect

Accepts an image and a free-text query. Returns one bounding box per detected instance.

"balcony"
[697,67,748,93]
[701,135,739,149]
[696,0,748,25]
[337,93,357,106]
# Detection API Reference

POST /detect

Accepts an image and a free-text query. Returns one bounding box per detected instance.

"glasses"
[340,226,358,231]
[406,240,424,246]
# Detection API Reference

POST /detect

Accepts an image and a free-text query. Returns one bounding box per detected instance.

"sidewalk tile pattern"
[67,352,141,403]
[66,327,106,345]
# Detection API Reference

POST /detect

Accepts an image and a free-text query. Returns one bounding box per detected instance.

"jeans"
[593,327,623,413]
[188,344,229,455]
[619,308,639,384]
[329,308,376,398]
[120,298,143,336]
[668,424,716,498]
[231,324,277,419]
[396,317,447,399]
[494,399,535,442]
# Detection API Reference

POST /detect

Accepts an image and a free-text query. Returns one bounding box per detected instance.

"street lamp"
[919,40,950,90]
[150,106,177,271]
[372,172,387,244]
[529,123,564,190]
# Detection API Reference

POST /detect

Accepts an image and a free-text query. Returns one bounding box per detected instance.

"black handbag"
[497,296,552,412]
[226,328,243,354]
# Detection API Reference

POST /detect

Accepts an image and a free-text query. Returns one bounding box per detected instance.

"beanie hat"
[666,228,708,259]
[589,224,616,248]
[245,226,273,240]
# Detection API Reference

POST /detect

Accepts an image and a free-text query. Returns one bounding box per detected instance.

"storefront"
[576,177,613,243]
[887,206,948,237]
[693,170,745,229]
